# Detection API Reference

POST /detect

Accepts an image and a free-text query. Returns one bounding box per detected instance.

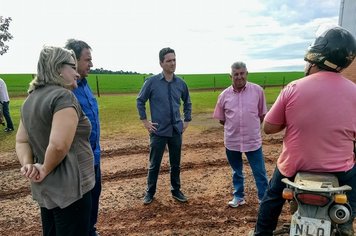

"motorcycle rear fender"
[282,172,352,193]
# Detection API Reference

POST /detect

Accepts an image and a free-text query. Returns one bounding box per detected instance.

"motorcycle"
[276,172,352,236]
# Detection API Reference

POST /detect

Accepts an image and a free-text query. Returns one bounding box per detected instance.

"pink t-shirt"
[213,82,267,152]
[265,71,356,177]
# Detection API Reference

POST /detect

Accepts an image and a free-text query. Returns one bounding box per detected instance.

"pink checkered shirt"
[213,82,267,152]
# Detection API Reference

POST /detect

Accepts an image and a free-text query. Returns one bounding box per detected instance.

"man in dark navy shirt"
[137,47,192,205]
[65,39,101,236]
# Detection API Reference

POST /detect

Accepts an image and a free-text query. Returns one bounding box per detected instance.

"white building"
[339,0,356,82]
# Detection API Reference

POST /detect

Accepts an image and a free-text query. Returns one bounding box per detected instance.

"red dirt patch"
[1,117,353,235]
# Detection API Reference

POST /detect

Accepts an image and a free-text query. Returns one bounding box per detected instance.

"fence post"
[263,76,266,90]
[282,76,285,88]
[96,75,100,97]
[214,76,216,92]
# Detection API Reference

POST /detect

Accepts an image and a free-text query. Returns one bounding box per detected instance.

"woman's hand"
[20,163,50,182]
[30,163,50,183]
[20,164,40,180]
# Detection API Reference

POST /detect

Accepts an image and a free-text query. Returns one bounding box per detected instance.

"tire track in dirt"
[0,159,229,200]
[0,139,281,171]
[0,160,290,236]
[99,202,261,235]
[0,186,31,200]
[101,141,225,158]
[0,135,285,236]
[102,159,228,182]
[103,157,276,183]
[102,138,281,158]
[0,160,20,171]
[0,158,276,201]
[0,141,226,171]
[0,139,280,200]
[0,142,225,171]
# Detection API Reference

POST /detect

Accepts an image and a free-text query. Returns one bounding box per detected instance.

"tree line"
[90,68,141,74]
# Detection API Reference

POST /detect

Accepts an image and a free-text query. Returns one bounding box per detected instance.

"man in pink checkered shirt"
[213,61,268,208]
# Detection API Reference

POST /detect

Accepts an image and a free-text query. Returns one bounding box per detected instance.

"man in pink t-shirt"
[213,61,268,208]
[253,26,356,236]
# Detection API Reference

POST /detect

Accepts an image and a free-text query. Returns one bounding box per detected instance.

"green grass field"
[0,71,299,152]
[0,72,303,96]
[0,87,284,152]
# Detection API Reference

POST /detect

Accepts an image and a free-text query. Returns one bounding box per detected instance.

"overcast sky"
[1,0,340,74]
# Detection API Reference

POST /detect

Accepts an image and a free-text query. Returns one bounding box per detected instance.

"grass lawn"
[0,72,303,96]
[0,87,283,152]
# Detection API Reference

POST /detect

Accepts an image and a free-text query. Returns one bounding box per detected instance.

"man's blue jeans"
[146,130,182,196]
[225,147,268,201]
[254,166,356,236]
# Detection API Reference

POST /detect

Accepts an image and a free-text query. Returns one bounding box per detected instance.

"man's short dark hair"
[159,47,175,63]
[64,39,91,60]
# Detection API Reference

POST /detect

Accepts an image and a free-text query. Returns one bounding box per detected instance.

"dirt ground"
[0,113,347,235]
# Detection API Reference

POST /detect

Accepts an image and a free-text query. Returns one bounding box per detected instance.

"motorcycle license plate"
[290,215,331,236]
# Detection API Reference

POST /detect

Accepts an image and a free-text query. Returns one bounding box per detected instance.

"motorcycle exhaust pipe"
[329,205,350,224]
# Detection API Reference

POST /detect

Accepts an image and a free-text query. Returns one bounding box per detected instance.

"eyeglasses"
[62,62,77,70]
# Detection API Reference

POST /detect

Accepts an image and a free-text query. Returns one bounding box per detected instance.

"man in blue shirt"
[65,39,101,236]
[137,47,192,205]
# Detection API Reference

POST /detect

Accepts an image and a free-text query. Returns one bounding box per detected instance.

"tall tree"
[0,16,13,55]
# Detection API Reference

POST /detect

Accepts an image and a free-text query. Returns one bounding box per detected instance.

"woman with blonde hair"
[16,46,95,236]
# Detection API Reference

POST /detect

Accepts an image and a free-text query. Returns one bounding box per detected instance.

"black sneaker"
[143,194,154,205]
[172,190,188,202]
[4,127,14,132]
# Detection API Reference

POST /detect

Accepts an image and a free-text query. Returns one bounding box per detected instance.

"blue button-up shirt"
[137,73,192,137]
[73,78,101,166]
